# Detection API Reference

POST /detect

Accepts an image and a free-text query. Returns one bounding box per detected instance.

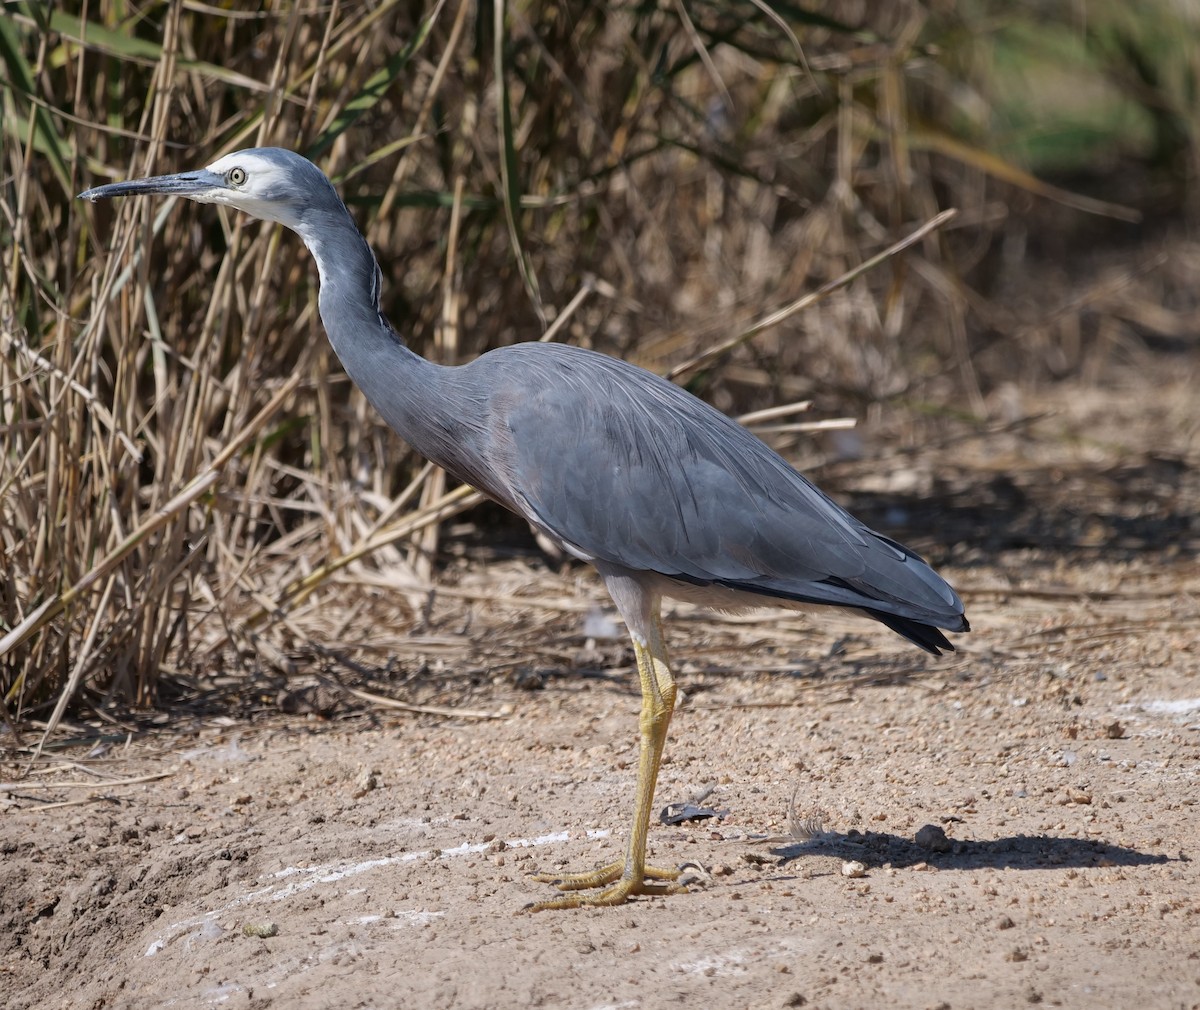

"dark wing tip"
[867,610,967,656]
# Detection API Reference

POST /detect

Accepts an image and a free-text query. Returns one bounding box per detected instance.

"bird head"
[78,147,342,233]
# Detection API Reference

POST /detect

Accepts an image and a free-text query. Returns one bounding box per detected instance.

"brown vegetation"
[1,2,1196,733]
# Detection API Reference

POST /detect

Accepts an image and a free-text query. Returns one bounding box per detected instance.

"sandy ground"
[3,372,1199,1009]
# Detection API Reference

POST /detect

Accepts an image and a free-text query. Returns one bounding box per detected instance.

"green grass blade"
[308,3,442,159]
[0,12,71,193]
[49,10,274,93]
[493,0,544,328]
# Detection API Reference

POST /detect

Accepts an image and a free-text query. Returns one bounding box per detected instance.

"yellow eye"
[227,167,247,186]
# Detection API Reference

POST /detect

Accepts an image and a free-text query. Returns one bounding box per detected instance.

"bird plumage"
[448,342,967,652]
[79,146,969,909]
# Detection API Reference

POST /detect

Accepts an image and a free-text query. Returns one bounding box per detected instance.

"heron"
[80,147,969,910]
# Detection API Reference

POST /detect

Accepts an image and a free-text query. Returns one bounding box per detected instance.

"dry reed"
[1,1,1193,729]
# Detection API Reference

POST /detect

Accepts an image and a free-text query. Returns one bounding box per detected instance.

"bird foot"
[526,860,685,911]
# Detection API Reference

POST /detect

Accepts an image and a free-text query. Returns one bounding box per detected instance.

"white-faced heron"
[80,148,969,910]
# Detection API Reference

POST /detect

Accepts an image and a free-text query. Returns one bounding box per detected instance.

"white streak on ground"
[1131,698,1200,716]
[145,827,611,957]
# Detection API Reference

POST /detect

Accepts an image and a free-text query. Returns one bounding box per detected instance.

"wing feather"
[471,343,965,633]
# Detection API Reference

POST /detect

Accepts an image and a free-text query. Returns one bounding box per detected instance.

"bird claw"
[525,860,685,910]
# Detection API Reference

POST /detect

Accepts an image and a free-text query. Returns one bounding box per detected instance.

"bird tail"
[865,609,971,656]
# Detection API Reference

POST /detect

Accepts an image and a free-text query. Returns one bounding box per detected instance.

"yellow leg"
[529,614,686,910]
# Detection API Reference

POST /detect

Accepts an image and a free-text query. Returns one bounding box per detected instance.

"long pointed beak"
[78,169,226,203]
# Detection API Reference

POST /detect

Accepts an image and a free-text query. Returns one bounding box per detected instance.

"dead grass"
[1,2,1196,736]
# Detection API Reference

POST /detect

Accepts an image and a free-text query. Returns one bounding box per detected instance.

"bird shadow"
[768,826,1176,873]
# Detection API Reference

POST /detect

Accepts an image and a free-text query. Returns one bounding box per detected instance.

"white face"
[79,147,330,236]
[198,150,303,229]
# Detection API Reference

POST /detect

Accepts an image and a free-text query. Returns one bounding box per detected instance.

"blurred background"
[2,1,1197,724]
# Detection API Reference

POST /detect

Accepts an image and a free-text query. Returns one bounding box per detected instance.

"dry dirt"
[3,370,1199,1009]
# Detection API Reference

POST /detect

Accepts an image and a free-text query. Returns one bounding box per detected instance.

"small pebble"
[242,922,279,939]
[352,770,378,799]
[915,824,952,852]
[841,860,867,878]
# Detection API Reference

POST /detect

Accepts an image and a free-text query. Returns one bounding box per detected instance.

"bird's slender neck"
[292,204,454,461]
[295,204,406,356]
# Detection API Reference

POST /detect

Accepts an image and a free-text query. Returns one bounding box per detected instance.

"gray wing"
[470,343,965,640]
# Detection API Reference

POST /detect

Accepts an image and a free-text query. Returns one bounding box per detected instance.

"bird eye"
[227,167,247,186]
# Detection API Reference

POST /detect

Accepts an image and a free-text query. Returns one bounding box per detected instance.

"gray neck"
[293,206,462,467]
